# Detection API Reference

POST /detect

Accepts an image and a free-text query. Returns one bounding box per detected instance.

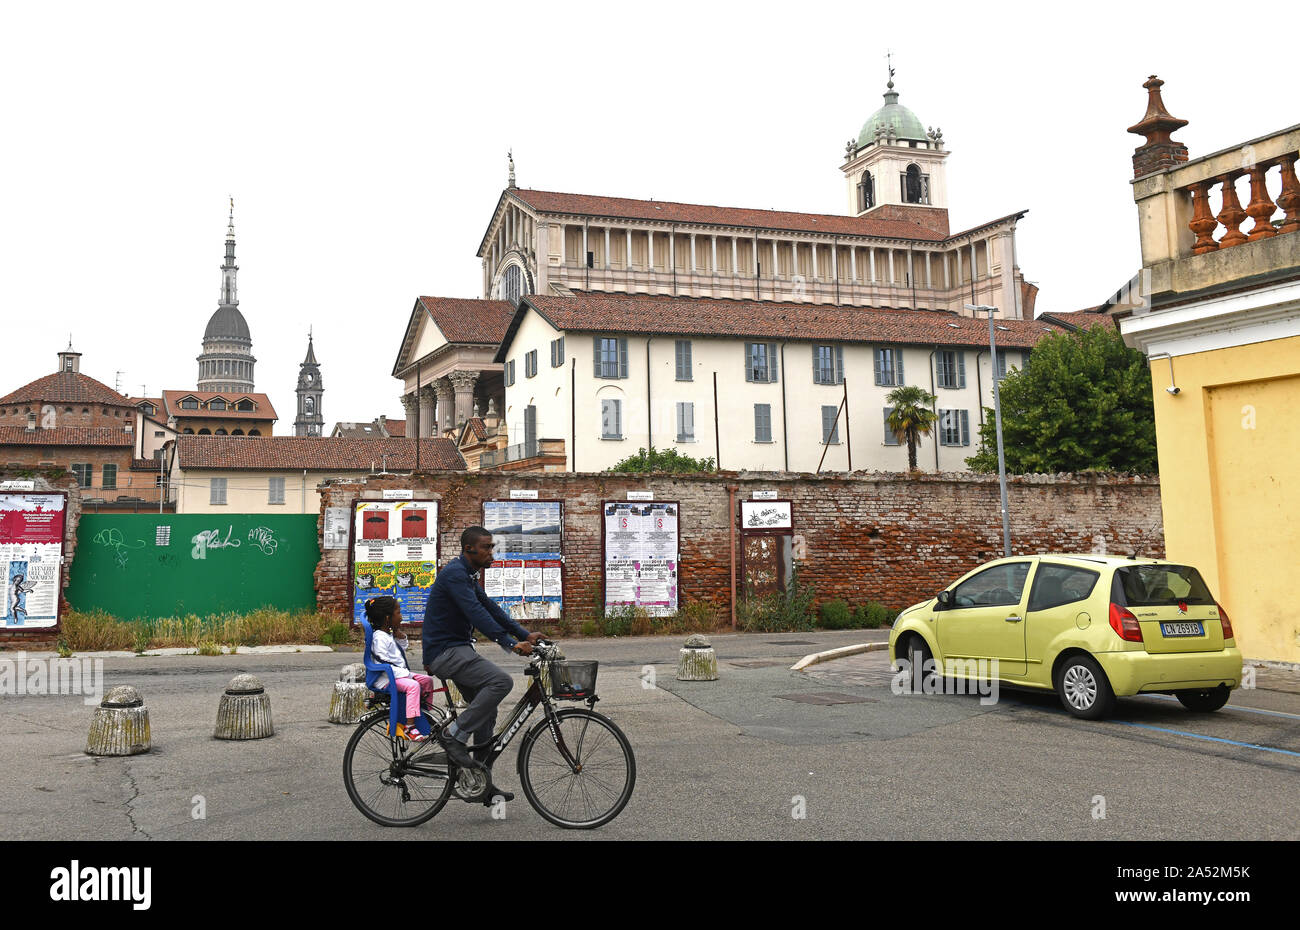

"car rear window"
[1113,565,1215,606]
[1028,563,1100,612]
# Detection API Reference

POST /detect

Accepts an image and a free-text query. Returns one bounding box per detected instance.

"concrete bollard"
[214,673,274,740]
[329,663,368,724]
[676,634,719,681]
[86,685,152,756]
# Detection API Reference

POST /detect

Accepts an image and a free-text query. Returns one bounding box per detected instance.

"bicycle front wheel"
[516,708,635,829]
[343,710,453,828]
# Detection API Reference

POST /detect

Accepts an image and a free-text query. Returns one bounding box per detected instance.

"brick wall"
[0,469,82,646]
[0,445,146,500]
[315,470,1163,623]
[0,403,136,431]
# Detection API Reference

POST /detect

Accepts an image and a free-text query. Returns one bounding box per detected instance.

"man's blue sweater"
[422,554,531,663]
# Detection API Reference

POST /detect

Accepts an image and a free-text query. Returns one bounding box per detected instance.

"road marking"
[1114,721,1300,758]
[1133,693,1300,721]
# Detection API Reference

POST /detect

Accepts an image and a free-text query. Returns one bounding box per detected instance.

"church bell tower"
[294,332,324,437]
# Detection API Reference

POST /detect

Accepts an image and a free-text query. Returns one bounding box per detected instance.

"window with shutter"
[883,408,900,445]
[745,343,765,382]
[995,350,1007,379]
[269,477,285,504]
[72,463,92,487]
[768,343,779,382]
[210,477,227,506]
[754,404,772,442]
[618,339,629,378]
[101,464,117,490]
[675,340,692,381]
[873,348,884,386]
[525,350,537,378]
[506,360,516,386]
[676,402,694,441]
[960,409,970,446]
[556,337,564,366]
[835,346,844,385]
[821,405,840,443]
[957,351,966,389]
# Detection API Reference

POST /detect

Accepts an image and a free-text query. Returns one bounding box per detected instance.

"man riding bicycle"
[423,526,546,796]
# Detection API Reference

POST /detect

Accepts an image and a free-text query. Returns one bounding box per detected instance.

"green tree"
[886,385,939,470]
[966,325,1157,474]
[607,446,716,473]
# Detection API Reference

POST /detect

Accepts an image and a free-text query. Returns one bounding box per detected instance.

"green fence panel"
[66,514,319,620]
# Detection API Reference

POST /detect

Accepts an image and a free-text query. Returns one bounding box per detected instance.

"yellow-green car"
[887,555,1242,719]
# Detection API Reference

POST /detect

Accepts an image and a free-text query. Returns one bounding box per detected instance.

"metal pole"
[968,303,1012,556]
[843,378,851,472]
[713,372,721,470]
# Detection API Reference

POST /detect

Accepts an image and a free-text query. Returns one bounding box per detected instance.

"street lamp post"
[966,303,1012,557]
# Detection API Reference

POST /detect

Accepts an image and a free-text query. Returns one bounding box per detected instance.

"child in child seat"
[365,596,437,741]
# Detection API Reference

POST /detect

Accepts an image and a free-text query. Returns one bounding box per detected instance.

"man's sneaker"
[437,731,478,770]
[483,786,514,806]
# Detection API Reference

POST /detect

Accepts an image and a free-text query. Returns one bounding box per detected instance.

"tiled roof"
[0,371,130,407]
[162,390,279,421]
[418,297,516,344]
[131,458,162,471]
[462,417,487,442]
[1038,308,1117,331]
[384,419,407,438]
[498,294,1064,361]
[330,418,406,439]
[505,189,951,242]
[0,426,134,447]
[175,436,465,471]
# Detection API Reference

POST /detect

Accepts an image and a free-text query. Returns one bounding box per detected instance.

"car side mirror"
[936,591,952,610]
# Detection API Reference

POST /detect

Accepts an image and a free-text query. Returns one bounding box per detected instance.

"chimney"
[377,415,388,436]
[1127,75,1189,179]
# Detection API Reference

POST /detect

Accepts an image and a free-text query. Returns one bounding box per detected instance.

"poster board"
[740,499,793,531]
[481,499,563,622]
[1,492,66,629]
[603,500,679,617]
[351,500,439,624]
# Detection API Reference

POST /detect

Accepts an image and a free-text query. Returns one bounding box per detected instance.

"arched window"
[305,396,315,414]
[502,264,523,306]
[183,428,194,434]
[232,429,244,436]
[902,164,929,204]
[215,428,227,435]
[248,429,261,436]
[198,428,211,435]
[857,171,874,212]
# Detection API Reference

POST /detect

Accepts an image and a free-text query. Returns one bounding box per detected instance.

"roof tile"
[0,426,134,447]
[0,371,130,407]
[418,297,515,344]
[175,436,465,471]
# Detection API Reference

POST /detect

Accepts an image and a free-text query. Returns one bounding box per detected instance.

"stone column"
[401,393,419,437]
[418,385,437,438]
[450,371,480,429]
[435,379,454,436]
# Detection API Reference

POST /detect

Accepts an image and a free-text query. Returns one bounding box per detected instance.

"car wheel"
[904,636,935,692]
[1175,686,1230,712]
[1055,654,1115,720]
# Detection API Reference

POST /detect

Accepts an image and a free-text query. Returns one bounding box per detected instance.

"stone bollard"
[329,663,369,724]
[214,673,274,740]
[86,685,151,756]
[676,634,718,681]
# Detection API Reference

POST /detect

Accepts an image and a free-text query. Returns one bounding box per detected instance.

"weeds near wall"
[59,608,352,652]
[737,575,816,633]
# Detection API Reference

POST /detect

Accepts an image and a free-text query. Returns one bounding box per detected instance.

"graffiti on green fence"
[68,514,319,619]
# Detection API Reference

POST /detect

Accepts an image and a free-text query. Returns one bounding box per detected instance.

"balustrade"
[1183,152,1300,253]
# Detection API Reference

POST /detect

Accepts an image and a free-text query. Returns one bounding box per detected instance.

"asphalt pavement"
[2,630,1296,841]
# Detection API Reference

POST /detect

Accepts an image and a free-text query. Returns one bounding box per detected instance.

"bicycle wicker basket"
[547,659,598,700]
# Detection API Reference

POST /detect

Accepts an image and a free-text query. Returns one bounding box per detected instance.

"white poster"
[324,507,350,550]
[352,500,438,624]
[603,501,679,616]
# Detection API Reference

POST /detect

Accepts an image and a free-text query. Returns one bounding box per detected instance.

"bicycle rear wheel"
[343,709,453,827]
[516,708,635,829]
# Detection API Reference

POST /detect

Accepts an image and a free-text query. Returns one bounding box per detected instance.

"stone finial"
[1127,75,1189,178]
[102,685,144,707]
[224,673,265,694]
[338,663,365,682]
[683,634,712,649]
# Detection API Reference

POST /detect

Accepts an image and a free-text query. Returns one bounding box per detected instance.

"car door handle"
[1005,615,1023,623]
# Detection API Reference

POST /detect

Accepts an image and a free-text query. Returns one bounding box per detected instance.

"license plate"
[1160,621,1203,637]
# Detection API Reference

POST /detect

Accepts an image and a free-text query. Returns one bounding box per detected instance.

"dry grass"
[60,608,349,652]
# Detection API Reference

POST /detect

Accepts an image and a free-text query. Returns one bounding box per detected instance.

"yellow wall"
[1151,333,1300,662]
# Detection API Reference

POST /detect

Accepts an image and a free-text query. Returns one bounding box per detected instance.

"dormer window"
[210,399,227,411]
[235,399,254,412]
[180,398,199,410]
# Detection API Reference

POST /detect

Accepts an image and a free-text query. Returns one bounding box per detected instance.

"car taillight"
[1108,603,1144,642]
[1217,602,1233,640]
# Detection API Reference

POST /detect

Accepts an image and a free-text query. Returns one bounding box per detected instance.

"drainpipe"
[646,337,653,451]
[976,349,987,427]
[728,483,738,629]
[780,342,789,472]
[301,469,307,513]
[570,358,576,472]
[929,348,939,472]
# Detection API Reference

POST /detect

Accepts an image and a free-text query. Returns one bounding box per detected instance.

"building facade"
[1116,76,1300,663]
[477,80,1033,320]
[494,294,1051,474]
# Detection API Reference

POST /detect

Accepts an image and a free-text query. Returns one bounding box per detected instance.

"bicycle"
[342,640,635,829]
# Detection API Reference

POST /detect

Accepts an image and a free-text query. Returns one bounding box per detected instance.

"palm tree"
[886,385,939,471]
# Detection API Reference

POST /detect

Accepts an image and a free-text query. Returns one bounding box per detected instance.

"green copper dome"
[858,82,927,146]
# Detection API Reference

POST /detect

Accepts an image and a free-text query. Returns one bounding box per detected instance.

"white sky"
[3,1,1288,428]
